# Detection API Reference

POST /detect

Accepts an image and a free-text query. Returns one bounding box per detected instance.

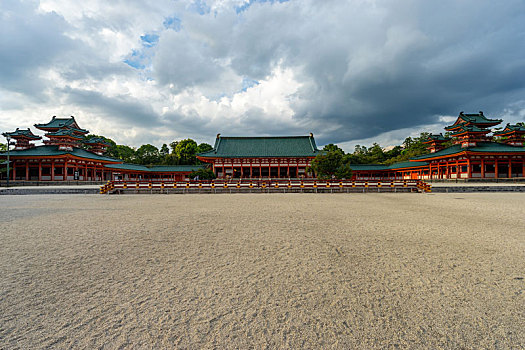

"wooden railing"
[100,179,431,194]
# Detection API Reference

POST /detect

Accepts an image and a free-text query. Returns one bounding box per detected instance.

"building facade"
[197,134,321,178]
[1,116,204,182]
[350,112,525,180]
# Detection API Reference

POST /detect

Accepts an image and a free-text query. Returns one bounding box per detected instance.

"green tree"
[136,144,160,165]
[160,144,169,157]
[0,143,6,152]
[309,150,352,179]
[189,168,216,180]
[322,143,344,154]
[174,139,198,165]
[114,145,136,163]
[197,143,213,153]
[169,141,179,153]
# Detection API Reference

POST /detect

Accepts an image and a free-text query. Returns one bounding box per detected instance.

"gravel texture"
[0,193,524,349]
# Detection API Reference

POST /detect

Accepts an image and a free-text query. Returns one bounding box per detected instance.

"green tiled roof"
[35,116,89,133]
[493,123,525,136]
[47,129,84,138]
[0,145,120,162]
[411,142,525,160]
[2,128,41,139]
[104,164,206,172]
[84,137,111,146]
[349,161,428,171]
[445,111,502,130]
[198,136,320,158]
[424,133,449,142]
[449,124,489,136]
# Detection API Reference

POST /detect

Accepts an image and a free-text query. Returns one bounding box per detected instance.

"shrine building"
[1,116,203,182]
[196,134,321,178]
[349,111,525,180]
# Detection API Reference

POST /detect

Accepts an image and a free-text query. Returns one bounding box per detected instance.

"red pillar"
[12,163,16,181]
[51,161,55,181]
[481,159,485,178]
[508,159,512,178]
[38,160,42,181]
[64,161,68,181]
[25,160,29,181]
[467,159,471,178]
[495,159,499,179]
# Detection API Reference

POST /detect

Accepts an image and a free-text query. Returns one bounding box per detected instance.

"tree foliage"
[174,139,198,165]
[189,168,216,180]
[310,150,352,179]
[135,144,160,165]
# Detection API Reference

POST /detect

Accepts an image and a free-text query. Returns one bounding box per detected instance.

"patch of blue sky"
[188,0,210,15]
[123,49,147,70]
[241,77,260,91]
[236,0,289,14]
[140,34,159,47]
[163,16,181,31]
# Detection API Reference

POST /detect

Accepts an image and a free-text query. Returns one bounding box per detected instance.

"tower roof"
[84,137,111,146]
[46,128,84,140]
[34,116,89,134]
[445,111,502,131]
[2,128,41,140]
[422,133,450,143]
[449,124,490,137]
[493,123,525,137]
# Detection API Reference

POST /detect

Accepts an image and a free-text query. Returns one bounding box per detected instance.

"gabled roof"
[197,135,320,158]
[46,129,84,139]
[423,133,449,143]
[411,142,525,161]
[2,128,41,140]
[34,116,89,133]
[84,137,111,146]
[449,124,490,136]
[445,111,502,131]
[0,145,120,162]
[493,123,525,136]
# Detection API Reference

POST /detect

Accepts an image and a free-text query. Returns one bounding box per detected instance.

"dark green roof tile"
[411,142,525,160]
[2,128,41,139]
[0,145,120,162]
[449,124,489,136]
[445,111,502,130]
[35,116,89,133]
[198,136,320,158]
[47,129,84,138]
[493,123,525,136]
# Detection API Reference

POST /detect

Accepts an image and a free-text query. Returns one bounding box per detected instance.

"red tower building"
[493,124,525,147]
[2,128,41,150]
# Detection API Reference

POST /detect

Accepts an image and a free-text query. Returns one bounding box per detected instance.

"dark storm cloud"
[64,87,161,127]
[157,0,525,144]
[1,0,525,148]
[0,0,74,99]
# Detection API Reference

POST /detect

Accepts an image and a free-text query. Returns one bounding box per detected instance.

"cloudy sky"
[1,0,525,151]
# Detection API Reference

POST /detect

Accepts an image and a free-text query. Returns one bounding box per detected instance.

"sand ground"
[0,193,524,349]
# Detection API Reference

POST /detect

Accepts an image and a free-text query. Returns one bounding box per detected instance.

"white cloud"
[1,0,525,149]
